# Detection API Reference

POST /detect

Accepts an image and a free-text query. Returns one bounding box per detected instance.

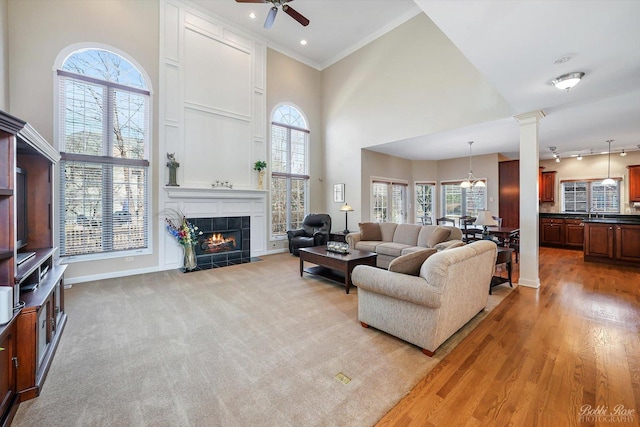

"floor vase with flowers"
[183,244,197,272]
[165,211,202,273]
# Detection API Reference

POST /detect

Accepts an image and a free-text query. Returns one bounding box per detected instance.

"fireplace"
[188,216,253,270]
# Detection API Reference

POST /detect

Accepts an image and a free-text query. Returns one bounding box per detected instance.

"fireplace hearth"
[187,216,255,270]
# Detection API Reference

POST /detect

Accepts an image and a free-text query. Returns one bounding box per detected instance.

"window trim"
[560,178,621,214]
[54,44,154,261]
[415,181,436,225]
[370,177,408,223]
[440,180,487,218]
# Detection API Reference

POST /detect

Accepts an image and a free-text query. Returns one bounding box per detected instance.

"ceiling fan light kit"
[552,71,585,90]
[236,0,309,29]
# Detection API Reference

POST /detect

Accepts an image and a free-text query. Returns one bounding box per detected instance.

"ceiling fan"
[236,0,310,29]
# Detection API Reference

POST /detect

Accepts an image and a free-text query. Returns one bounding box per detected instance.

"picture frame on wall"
[334,183,345,203]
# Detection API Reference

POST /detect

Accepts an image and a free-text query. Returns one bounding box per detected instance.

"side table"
[490,247,513,294]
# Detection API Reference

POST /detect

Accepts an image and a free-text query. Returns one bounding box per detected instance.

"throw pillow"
[388,248,437,276]
[426,226,451,248]
[359,222,382,241]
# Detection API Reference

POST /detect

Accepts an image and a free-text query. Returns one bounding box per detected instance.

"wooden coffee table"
[299,246,377,294]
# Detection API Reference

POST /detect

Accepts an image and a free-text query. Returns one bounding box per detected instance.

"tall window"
[562,180,620,213]
[372,179,407,223]
[57,48,150,258]
[415,182,435,224]
[270,105,309,238]
[441,181,486,218]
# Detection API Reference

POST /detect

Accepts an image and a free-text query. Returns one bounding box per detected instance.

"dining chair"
[436,217,455,227]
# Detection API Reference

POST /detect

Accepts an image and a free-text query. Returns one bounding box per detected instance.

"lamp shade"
[475,210,498,227]
[340,204,354,212]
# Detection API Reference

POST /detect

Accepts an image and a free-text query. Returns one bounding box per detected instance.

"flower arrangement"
[253,160,267,172]
[165,213,202,247]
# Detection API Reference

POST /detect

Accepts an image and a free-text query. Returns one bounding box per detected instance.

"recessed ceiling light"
[249,12,256,19]
[300,39,307,46]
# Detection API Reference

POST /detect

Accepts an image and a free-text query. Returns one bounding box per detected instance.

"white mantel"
[159,186,268,271]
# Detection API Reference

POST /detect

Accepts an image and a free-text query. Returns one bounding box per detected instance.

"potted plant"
[254,160,267,189]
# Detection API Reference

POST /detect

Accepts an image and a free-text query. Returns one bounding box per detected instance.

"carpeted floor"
[12,253,514,427]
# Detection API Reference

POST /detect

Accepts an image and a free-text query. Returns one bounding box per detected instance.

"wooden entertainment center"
[0,111,66,426]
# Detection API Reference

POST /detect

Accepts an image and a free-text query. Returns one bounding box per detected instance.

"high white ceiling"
[190,0,640,161]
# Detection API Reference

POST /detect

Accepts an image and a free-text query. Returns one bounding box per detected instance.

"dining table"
[485,226,519,246]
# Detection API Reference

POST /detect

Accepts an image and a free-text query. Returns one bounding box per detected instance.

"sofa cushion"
[379,223,399,242]
[376,242,413,257]
[388,248,437,276]
[392,224,422,245]
[358,222,382,241]
[426,226,451,248]
[354,241,380,253]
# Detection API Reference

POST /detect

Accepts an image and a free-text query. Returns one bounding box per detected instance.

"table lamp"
[340,203,354,234]
[475,210,498,239]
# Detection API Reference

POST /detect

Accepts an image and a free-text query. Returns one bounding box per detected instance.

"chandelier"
[461,141,486,188]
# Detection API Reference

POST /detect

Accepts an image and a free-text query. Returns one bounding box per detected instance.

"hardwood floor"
[377,247,640,426]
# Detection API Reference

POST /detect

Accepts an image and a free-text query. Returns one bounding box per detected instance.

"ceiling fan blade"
[264,6,277,29]
[235,0,267,3]
[282,4,309,26]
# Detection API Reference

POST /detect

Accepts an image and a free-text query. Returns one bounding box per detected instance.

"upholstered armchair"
[287,213,332,256]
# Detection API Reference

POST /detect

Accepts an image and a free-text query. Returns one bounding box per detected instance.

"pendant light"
[601,139,616,186]
[460,141,485,188]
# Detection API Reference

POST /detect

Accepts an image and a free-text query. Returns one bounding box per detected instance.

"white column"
[514,110,545,288]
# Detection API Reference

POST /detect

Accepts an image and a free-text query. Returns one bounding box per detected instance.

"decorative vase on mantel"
[183,244,197,272]
[257,170,265,190]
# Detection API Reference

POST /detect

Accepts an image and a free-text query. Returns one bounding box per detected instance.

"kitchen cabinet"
[540,218,564,246]
[564,219,585,248]
[584,222,640,266]
[540,171,556,203]
[615,224,640,263]
[629,165,640,203]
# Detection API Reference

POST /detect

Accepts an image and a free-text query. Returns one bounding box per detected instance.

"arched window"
[270,104,309,237]
[56,48,151,258]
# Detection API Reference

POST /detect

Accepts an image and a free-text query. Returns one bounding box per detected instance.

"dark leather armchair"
[287,213,332,256]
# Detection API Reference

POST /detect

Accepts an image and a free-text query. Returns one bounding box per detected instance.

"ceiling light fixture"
[577,154,583,160]
[620,149,627,157]
[460,141,485,189]
[602,139,616,187]
[549,146,560,162]
[300,39,307,45]
[249,12,256,19]
[552,71,585,91]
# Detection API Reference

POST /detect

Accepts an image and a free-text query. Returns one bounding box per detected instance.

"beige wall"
[266,49,324,247]
[540,151,640,215]
[8,0,160,280]
[0,0,7,110]
[322,13,512,226]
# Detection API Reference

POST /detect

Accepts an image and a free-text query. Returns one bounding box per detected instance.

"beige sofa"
[351,240,498,356]
[346,223,463,269]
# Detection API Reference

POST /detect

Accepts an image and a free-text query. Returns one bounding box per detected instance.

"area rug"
[13,253,514,427]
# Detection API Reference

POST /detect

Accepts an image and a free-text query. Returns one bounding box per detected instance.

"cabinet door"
[585,224,614,258]
[565,220,585,248]
[629,165,640,203]
[540,219,564,245]
[541,171,556,203]
[0,320,16,421]
[615,225,640,262]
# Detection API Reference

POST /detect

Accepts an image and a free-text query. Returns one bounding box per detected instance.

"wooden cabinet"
[540,171,556,203]
[15,250,66,401]
[615,224,640,263]
[628,165,640,202]
[540,218,564,246]
[584,223,614,258]
[564,219,585,248]
[0,110,64,421]
[0,317,18,426]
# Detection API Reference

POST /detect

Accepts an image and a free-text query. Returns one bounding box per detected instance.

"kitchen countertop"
[540,213,640,225]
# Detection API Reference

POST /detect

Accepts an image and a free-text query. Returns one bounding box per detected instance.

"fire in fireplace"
[198,230,240,254]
